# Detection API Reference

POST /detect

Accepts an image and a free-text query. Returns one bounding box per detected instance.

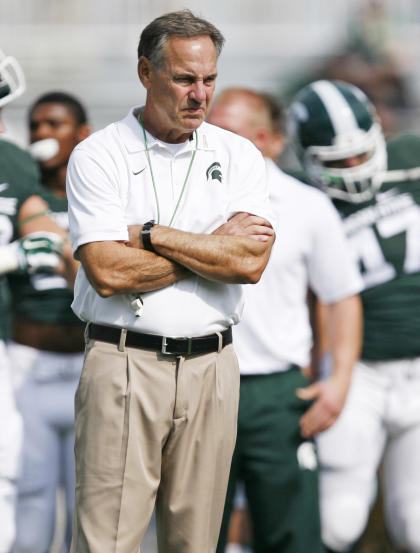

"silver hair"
[137,9,225,70]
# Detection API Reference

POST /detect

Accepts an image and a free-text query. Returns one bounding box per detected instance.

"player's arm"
[18,195,63,235]
[78,212,274,297]
[8,194,78,285]
[0,195,62,276]
[297,294,363,438]
[19,195,79,286]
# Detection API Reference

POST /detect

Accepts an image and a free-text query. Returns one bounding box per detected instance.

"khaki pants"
[70,336,239,553]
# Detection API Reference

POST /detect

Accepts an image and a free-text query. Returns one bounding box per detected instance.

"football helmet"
[288,80,387,203]
[0,49,26,108]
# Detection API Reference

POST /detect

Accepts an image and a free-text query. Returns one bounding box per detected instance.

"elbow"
[86,270,120,298]
[241,267,263,285]
[248,271,263,284]
[235,258,266,284]
[78,243,131,297]
[92,278,116,298]
[95,285,115,298]
[237,237,273,284]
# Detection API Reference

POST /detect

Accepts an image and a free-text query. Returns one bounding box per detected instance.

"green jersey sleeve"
[0,139,45,339]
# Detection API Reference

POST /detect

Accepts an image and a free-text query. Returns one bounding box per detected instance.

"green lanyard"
[138,113,198,226]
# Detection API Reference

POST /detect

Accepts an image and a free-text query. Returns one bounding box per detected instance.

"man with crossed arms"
[66,10,275,553]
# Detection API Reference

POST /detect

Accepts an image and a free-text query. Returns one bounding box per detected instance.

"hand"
[213,212,274,242]
[296,374,351,438]
[127,224,143,249]
[17,231,64,274]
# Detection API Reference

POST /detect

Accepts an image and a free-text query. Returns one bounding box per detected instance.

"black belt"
[87,323,232,355]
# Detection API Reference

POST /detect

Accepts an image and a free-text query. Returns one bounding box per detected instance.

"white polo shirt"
[66,107,275,337]
[234,159,363,374]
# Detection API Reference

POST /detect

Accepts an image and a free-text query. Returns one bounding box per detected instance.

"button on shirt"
[234,159,363,374]
[66,107,276,337]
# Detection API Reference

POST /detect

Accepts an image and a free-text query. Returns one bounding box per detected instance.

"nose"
[190,81,206,103]
[343,156,362,168]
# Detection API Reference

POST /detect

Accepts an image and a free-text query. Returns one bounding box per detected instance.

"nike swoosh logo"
[133,167,146,175]
[0,182,9,192]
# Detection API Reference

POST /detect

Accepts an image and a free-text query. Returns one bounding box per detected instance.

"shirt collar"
[116,106,216,154]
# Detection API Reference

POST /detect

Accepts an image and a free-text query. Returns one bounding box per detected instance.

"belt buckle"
[161,336,171,355]
[161,336,193,355]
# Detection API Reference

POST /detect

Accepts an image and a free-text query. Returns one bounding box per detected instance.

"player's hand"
[296,375,351,438]
[213,212,274,242]
[16,231,64,274]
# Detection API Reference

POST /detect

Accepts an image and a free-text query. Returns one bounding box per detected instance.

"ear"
[138,56,153,89]
[270,133,285,158]
[253,127,271,155]
[254,128,285,160]
[76,123,92,144]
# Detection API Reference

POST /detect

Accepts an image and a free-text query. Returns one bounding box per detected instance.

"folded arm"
[149,223,274,284]
[78,212,274,297]
[78,241,190,297]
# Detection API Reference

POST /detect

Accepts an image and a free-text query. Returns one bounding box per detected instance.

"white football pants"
[316,357,420,553]
[0,341,23,553]
[8,341,83,553]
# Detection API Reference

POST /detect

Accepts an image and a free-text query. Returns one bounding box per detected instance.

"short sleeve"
[66,147,129,255]
[307,193,363,303]
[226,140,277,231]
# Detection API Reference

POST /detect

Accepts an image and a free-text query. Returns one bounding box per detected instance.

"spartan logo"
[206,162,222,183]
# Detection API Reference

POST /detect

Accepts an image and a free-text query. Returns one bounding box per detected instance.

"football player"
[289,79,420,553]
[0,49,67,553]
[7,92,90,553]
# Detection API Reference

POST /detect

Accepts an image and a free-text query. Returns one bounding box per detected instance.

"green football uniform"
[334,134,420,360]
[0,138,42,339]
[8,188,82,326]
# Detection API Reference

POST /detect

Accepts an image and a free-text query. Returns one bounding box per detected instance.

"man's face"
[29,103,84,169]
[208,96,284,159]
[139,35,218,141]
[324,152,372,169]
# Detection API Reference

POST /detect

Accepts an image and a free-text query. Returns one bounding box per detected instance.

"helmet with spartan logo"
[288,80,387,204]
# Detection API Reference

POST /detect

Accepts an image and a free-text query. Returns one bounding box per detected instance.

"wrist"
[0,241,22,275]
[141,219,156,252]
[330,367,352,389]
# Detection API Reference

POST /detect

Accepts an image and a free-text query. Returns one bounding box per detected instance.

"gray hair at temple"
[137,9,225,70]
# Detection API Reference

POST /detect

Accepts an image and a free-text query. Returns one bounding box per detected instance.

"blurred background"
[2,1,419,552]
[1,0,420,147]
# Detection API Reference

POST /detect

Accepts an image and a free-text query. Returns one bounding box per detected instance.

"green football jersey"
[0,138,43,339]
[8,188,82,326]
[334,134,420,360]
